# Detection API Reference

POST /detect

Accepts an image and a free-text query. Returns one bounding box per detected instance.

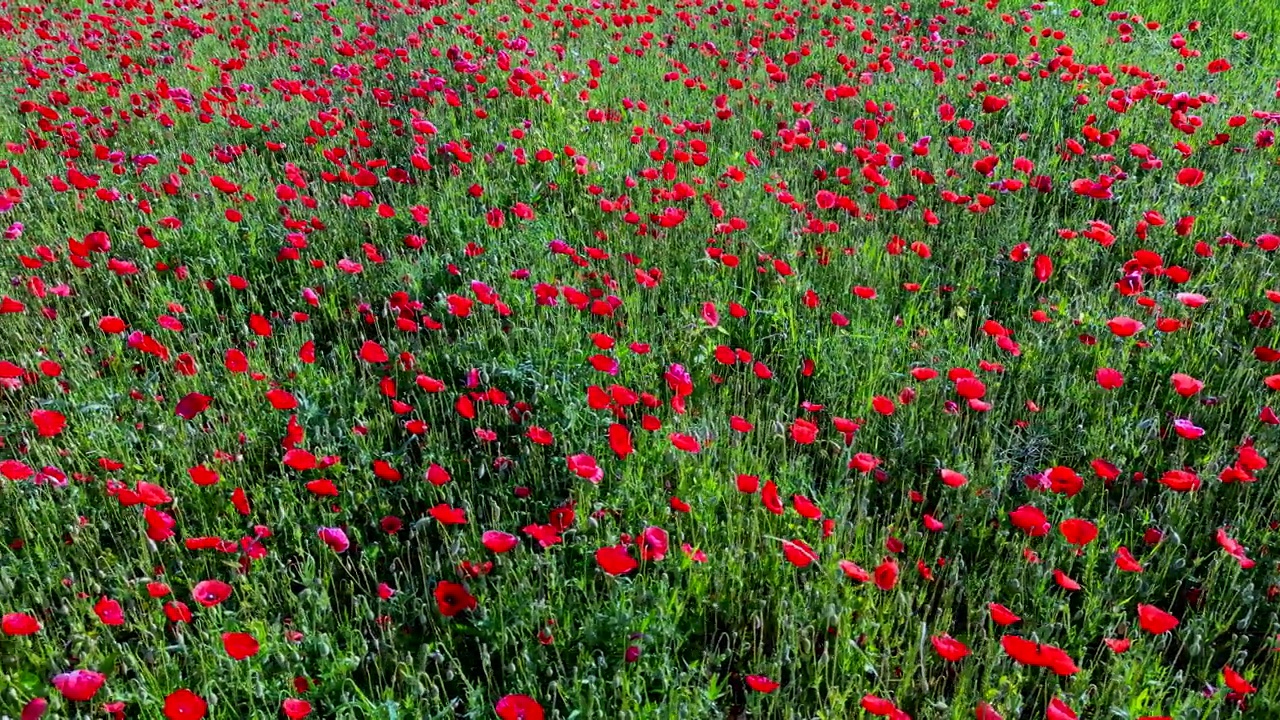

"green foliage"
[0,0,1279,718]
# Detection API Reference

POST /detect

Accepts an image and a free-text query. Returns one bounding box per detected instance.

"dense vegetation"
[2,0,1280,717]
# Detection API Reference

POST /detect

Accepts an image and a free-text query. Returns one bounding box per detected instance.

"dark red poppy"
[174,393,212,420]
[20,697,47,720]
[434,581,477,617]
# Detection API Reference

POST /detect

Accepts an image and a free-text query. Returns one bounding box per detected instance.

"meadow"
[2,0,1280,717]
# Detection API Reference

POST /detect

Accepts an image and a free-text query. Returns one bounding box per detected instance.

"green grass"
[1,0,1280,718]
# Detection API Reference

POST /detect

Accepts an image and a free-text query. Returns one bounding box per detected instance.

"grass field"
[1,0,1279,717]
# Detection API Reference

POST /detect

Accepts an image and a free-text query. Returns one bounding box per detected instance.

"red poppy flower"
[595,545,638,576]
[1106,316,1144,337]
[1223,666,1257,695]
[1052,568,1082,591]
[1170,373,1203,397]
[30,409,65,437]
[163,689,207,720]
[483,531,519,553]
[975,702,1004,720]
[860,691,901,712]
[839,560,870,582]
[1136,603,1179,635]
[745,675,779,693]
[608,423,634,458]
[792,495,822,520]
[930,633,970,661]
[1090,459,1120,482]
[52,669,106,702]
[434,581,477,617]
[2,612,40,636]
[1115,546,1145,573]
[283,449,317,471]
[93,597,124,626]
[791,418,818,444]
[1046,697,1077,720]
[282,699,313,719]
[1008,505,1050,536]
[761,480,783,514]
[222,632,260,660]
[988,603,1021,626]
[20,698,47,720]
[174,393,212,420]
[567,454,603,483]
[495,695,544,720]
[430,504,467,525]
[955,376,986,400]
[781,539,818,568]
[1176,167,1205,187]
[871,396,896,415]
[165,601,193,623]
[1158,469,1201,492]
[999,635,1078,675]
[639,527,669,561]
[98,316,127,334]
[1215,528,1255,568]
[1058,518,1098,548]
[873,557,899,590]
[1104,637,1131,653]
[982,95,1008,113]
[359,340,389,363]
[669,433,701,453]
[192,579,233,607]
[1095,367,1123,389]
[1033,254,1053,282]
